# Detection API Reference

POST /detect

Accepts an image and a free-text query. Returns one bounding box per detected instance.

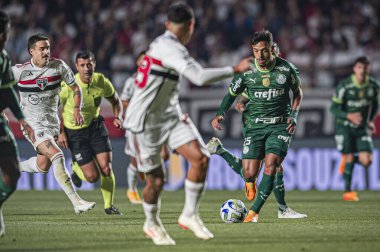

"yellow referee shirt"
[60,72,115,130]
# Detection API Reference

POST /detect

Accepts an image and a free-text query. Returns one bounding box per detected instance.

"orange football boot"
[343,191,359,202]
[243,210,259,223]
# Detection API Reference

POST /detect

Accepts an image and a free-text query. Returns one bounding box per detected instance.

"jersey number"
[135,55,152,89]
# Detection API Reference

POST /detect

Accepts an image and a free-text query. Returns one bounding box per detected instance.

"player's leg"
[130,131,175,245]
[125,137,142,204]
[37,139,96,213]
[169,119,213,240]
[95,151,122,215]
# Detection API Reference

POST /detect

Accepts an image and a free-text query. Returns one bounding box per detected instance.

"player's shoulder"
[368,75,379,87]
[49,57,68,67]
[152,31,187,55]
[14,60,32,69]
[276,57,298,72]
[337,75,352,89]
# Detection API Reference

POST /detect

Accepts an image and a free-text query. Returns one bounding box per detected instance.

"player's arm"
[106,92,123,129]
[120,77,134,117]
[287,66,303,134]
[0,87,35,142]
[211,74,245,131]
[57,83,69,149]
[162,45,252,86]
[234,93,249,113]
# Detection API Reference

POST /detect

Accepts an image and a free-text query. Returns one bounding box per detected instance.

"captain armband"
[73,91,80,96]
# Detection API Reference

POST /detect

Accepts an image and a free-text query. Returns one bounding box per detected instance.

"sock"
[127,163,138,192]
[51,153,80,204]
[19,157,46,173]
[218,148,246,181]
[273,172,287,211]
[0,178,16,208]
[100,171,115,209]
[71,161,88,182]
[142,200,159,226]
[343,162,354,192]
[250,174,275,214]
[182,179,204,217]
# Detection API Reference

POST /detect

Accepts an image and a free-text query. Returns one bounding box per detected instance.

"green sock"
[343,162,354,192]
[71,161,89,182]
[0,177,16,208]
[273,172,287,211]
[218,148,245,181]
[101,171,115,209]
[250,174,275,214]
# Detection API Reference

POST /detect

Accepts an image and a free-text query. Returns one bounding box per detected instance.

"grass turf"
[0,189,379,252]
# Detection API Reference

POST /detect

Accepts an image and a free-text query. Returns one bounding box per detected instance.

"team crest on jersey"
[36,78,48,90]
[276,74,286,84]
[261,74,270,87]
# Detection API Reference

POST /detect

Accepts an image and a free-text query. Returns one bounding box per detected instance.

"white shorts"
[126,118,209,173]
[23,123,59,151]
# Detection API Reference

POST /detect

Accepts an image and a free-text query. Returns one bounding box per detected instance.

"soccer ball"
[220,199,248,223]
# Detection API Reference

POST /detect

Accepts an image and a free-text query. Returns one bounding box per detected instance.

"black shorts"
[65,116,112,166]
[0,122,19,158]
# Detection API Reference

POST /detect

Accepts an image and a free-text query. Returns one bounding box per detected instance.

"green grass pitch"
[1,189,379,252]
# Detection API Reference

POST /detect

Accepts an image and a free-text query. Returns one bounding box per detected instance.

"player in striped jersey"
[12,34,96,214]
[124,3,251,245]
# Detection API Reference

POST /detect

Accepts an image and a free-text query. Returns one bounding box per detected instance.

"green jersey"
[331,75,379,128]
[0,49,16,89]
[226,57,300,128]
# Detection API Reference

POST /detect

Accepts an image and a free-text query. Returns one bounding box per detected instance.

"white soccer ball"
[220,199,248,223]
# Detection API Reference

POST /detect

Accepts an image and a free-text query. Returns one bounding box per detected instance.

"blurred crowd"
[1,0,380,92]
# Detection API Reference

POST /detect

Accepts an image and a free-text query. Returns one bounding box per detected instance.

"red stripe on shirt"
[18,75,62,85]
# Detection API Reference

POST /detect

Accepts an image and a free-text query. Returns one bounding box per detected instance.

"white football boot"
[143,222,176,246]
[178,213,214,240]
[278,206,307,219]
[74,199,96,215]
[0,207,4,237]
[206,137,223,155]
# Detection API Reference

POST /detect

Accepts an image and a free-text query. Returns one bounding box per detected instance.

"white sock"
[127,163,138,192]
[50,153,80,205]
[19,157,46,173]
[142,200,160,226]
[182,179,204,217]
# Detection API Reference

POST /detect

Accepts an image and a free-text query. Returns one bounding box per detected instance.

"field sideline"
[0,189,379,252]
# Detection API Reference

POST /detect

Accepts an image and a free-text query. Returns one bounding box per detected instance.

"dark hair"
[354,56,370,66]
[0,10,10,33]
[167,2,194,23]
[28,34,49,52]
[251,30,273,45]
[135,50,146,63]
[75,50,95,62]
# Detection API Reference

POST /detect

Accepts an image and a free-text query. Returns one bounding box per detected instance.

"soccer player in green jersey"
[58,51,123,215]
[0,10,35,237]
[330,56,379,202]
[211,30,307,222]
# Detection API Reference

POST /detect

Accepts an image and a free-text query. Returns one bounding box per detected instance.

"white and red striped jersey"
[120,73,136,102]
[12,58,75,128]
[124,30,234,133]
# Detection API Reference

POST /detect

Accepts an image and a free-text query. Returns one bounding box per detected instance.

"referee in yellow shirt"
[58,51,123,215]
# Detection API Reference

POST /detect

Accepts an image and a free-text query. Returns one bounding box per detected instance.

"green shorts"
[0,120,19,158]
[242,124,292,160]
[335,124,373,154]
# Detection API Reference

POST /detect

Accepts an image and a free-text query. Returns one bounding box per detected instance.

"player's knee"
[154,177,165,190]
[100,165,112,176]
[84,170,99,183]
[263,163,277,176]
[359,158,372,168]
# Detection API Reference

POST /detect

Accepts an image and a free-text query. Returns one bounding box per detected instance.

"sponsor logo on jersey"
[28,94,55,105]
[36,78,48,90]
[232,78,242,92]
[243,70,253,76]
[278,135,290,143]
[75,153,83,161]
[276,74,286,84]
[253,88,285,100]
[347,99,370,108]
[275,66,290,72]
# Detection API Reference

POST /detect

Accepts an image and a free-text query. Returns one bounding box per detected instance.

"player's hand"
[368,121,376,135]
[113,117,123,129]
[180,113,190,124]
[347,112,362,126]
[286,117,297,135]
[20,119,35,143]
[57,131,68,149]
[211,115,224,131]
[73,108,84,126]
[233,57,253,73]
